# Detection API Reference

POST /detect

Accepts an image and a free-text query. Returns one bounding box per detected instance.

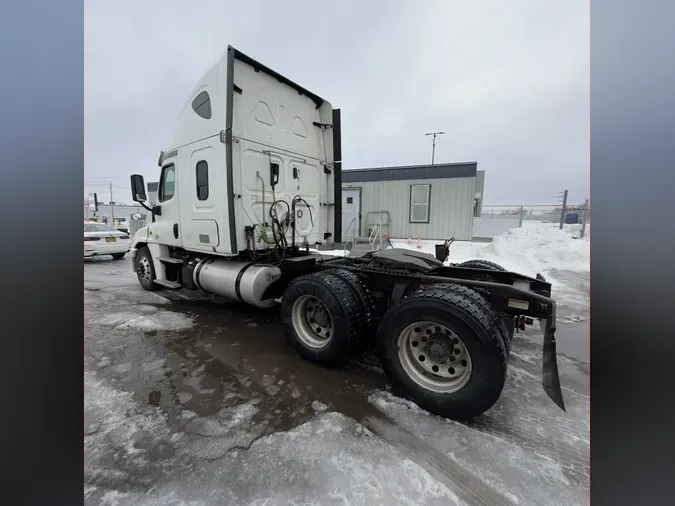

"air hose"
[258,225,282,245]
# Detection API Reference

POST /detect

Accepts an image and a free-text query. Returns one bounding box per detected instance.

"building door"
[342,188,361,238]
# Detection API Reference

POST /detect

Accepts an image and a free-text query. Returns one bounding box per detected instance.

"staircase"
[347,236,380,257]
[333,211,391,258]
[346,211,390,257]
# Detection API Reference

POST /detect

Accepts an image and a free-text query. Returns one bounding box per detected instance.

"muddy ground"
[85,256,589,505]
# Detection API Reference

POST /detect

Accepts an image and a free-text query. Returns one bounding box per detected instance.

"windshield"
[84,223,118,233]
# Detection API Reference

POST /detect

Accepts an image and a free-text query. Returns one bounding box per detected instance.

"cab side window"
[159,164,176,202]
[191,91,211,120]
[196,161,209,201]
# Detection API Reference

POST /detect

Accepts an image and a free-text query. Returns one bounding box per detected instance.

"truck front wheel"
[281,272,367,367]
[377,285,508,421]
[135,247,159,291]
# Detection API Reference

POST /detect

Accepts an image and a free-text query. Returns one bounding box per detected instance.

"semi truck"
[128,46,565,421]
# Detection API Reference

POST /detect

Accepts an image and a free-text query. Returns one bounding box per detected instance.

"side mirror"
[130,174,147,202]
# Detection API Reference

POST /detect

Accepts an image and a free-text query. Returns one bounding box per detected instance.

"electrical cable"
[248,152,321,264]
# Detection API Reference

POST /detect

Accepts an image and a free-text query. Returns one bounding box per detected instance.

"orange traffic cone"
[407,236,412,245]
[417,236,422,249]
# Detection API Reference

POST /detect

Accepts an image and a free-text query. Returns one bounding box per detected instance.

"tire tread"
[282,272,365,364]
[322,268,375,328]
[377,284,508,420]
[426,283,511,354]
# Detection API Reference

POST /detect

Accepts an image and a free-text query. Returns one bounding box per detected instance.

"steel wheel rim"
[397,321,472,393]
[138,256,153,284]
[291,295,333,349]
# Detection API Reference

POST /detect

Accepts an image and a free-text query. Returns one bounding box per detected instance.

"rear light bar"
[84,237,100,242]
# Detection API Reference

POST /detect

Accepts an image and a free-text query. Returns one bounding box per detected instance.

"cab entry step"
[157,257,183,264]
[154,279,182,289]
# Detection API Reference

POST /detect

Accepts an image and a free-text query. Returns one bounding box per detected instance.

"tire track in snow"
[361,414,512,506]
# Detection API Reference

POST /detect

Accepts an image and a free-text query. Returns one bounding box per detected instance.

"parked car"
[84,222,131,259]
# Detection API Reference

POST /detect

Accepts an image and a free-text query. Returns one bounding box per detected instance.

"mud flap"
[542,323,566,411]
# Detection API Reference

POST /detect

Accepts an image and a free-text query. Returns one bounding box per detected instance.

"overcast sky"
[85,0,588,205]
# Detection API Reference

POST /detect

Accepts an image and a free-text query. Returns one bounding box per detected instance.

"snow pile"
[233,412,460,505]
[467,222,589,277]
[368,390,585,505]
[97,310,194,332]
[91,411,461,505]
[563,222,591,239]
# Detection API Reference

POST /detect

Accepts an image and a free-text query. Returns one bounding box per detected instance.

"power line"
[86,183,129,189]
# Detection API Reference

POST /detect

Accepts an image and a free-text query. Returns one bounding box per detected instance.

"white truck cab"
[130,46,343,305]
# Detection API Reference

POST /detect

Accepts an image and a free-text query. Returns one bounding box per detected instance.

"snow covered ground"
[86,366,462,505]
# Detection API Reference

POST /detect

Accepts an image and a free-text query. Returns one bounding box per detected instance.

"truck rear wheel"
[458,259,506,271]
[281,272,367,367]
[426,282,511,354]
[457,260,514,352]
[135,247,159,291]
[323,268,376,332]
[376,285,508,421]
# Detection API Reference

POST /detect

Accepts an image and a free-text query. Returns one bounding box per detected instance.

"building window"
[196,161,209,201]
[158,164,176,202]
[191,91,212,119]
[409,184,431,223]
[473,198,480,217]
[347,197,353,204]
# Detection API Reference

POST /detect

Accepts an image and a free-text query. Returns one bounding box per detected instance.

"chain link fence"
[475,201,590,240]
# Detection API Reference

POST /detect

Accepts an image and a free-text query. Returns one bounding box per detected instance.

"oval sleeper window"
[192,91,212,119]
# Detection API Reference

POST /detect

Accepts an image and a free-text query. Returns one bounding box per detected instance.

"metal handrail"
[344,216,357,256]
[368,215,382,251]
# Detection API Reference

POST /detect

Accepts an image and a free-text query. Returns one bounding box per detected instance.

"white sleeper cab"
[127,46,566,422]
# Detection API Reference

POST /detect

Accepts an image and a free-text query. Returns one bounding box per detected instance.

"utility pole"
[425,131,445,165]
[109,182,115,222]
[558,190,568,229]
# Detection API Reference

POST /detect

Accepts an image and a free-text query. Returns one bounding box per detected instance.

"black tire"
[458,259,506,271]
[135,246,159,291]
[111,253,126,260]
[425,283,510,354]
[281,272,366,367]
[324,268,378,351]
[323,268,376,328]
[457,260,513,352]
[376,285,508,421]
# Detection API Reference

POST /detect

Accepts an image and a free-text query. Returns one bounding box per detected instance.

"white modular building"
[341,162,485,241]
